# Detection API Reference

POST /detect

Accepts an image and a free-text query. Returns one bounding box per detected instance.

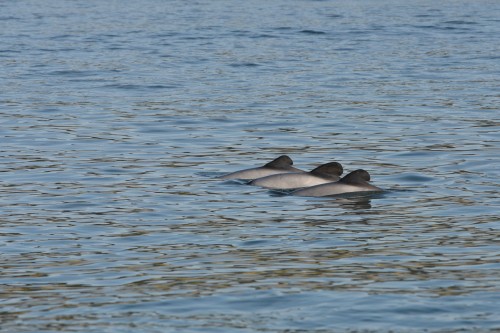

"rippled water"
[1,0,500,332]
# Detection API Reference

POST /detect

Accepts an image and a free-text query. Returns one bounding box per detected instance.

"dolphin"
[219,155,303,180]
[249,162,343,189]
[292,169,382,197]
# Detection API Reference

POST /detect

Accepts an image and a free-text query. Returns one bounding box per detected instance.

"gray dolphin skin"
[292,169,382,197]
[250,162,343,189]
[219,155,303,180]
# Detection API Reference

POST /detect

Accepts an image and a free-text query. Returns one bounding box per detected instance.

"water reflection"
[323,196,373,210]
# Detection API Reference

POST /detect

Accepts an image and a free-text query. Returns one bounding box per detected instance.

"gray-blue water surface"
[1,0,500,332]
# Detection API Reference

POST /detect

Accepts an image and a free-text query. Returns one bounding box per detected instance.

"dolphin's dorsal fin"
[264,155,293,169]
[310,162,343,178]
[340,169,371,184]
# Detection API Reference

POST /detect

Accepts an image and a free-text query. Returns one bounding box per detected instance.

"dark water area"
[1,0,499,332]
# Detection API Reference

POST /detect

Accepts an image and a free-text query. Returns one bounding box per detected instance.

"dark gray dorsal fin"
[264,155,293,169]
[310,162,343,178]
[340,169,371,184]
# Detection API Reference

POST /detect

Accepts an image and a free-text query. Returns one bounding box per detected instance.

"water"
[1,0,499,332]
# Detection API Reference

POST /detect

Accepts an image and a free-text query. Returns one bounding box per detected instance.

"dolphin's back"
[292,169,382,197]
[219,155,303,180]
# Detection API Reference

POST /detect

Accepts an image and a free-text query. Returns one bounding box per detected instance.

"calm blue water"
[1,0,500,332]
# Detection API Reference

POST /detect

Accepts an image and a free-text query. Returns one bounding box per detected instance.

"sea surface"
[1,0,499,332]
